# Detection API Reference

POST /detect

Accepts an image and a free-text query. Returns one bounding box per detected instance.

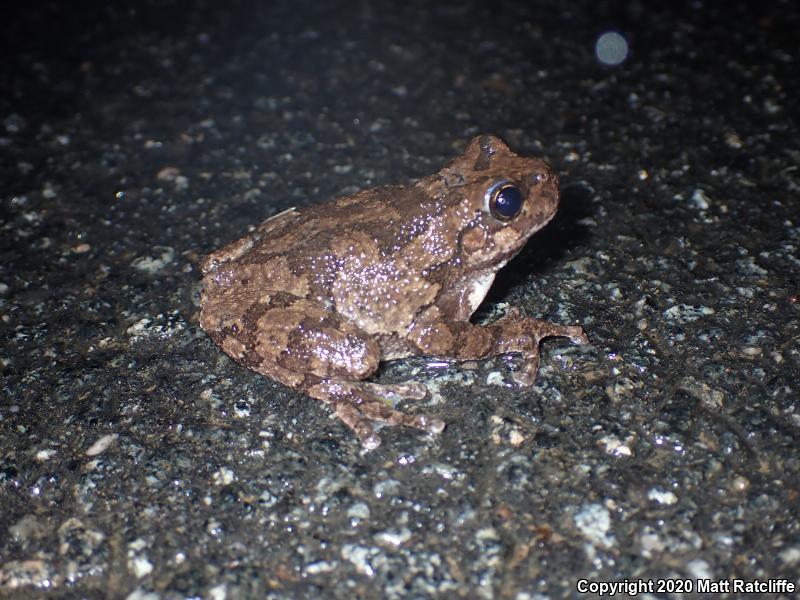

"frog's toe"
[413,414,446,435]
[512,352,541,387]
[361,432,382,450]
[565,325,589,345]
[393,381,428,400]
[328,397,381,448]
[512,368,536,387]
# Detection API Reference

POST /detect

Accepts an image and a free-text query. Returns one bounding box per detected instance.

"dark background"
[2,1,798,597]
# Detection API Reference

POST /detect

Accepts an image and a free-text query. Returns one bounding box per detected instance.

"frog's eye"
[486,181,523,222]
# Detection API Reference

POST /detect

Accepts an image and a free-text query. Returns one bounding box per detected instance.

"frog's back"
[253,184,442,257]
[200,180,456,309]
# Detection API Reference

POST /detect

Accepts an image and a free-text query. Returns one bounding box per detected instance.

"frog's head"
[435,134,561,270]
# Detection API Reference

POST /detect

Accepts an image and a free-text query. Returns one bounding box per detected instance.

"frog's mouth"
[478,204,557,269]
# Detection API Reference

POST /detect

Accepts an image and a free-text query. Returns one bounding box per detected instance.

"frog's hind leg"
[203,290,446,449]
[308,380,445,450]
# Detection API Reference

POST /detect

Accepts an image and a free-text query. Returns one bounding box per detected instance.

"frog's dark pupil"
[492,185,523,221]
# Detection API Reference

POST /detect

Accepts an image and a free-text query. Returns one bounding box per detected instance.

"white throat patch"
[467,272,496,315]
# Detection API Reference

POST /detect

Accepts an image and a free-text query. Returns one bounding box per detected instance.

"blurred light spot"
[595,31,628,66]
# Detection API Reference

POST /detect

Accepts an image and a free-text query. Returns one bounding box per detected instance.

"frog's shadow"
[484,179,594,303]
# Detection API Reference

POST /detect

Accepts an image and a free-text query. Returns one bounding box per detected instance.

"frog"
[199,134,588,449]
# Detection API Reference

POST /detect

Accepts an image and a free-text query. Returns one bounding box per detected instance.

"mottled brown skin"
[200,135,587,448]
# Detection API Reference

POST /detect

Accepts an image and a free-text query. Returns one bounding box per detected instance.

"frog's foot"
[512,323,588,386]
[308,380,445,450]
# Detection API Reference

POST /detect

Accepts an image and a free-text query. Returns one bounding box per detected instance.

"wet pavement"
[1,1,799,597]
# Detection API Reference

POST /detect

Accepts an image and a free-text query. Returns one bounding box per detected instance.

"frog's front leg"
[410,307,588,386]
